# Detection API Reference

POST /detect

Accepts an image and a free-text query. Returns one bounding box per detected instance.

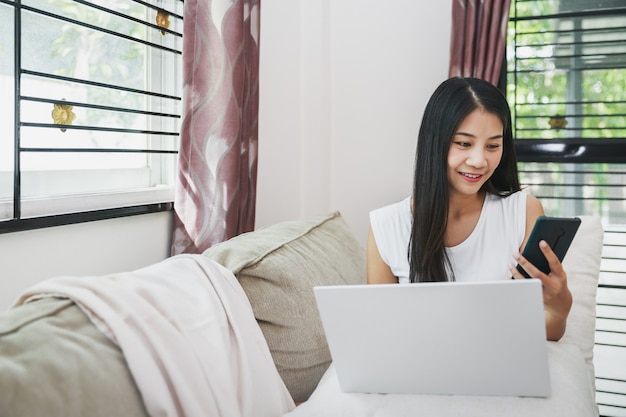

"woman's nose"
[466,150,487,168]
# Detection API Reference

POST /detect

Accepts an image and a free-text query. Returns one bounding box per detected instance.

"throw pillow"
[202,211,366,403]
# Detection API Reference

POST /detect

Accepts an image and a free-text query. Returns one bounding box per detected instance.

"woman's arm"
[366,225,398,284]
[521,194,544,250]
[512,195,573,341]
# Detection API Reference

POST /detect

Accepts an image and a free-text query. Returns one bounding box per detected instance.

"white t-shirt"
[369,191,528,283]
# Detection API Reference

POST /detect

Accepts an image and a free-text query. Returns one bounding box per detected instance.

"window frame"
[0,0,182,233]
[507,3,626,164]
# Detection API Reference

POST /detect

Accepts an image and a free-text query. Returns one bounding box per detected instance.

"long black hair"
[408,77,520,283]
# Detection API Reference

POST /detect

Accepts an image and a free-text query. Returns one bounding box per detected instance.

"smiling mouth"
[461,172,482,179]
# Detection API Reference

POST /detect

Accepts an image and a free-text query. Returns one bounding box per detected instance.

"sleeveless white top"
[369,191,527,283]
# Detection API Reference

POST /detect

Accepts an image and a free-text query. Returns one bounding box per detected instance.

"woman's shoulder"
[369,197,412,238]
[478,190,530,251]
[524,193,544,219]
[485,189,529,205]
[483,190,530,222]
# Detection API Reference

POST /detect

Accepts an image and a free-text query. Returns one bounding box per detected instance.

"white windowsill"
[0,186,175,220]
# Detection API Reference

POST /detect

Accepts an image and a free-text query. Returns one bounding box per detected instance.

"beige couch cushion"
[0,298,148,417]
[202,211,366,403]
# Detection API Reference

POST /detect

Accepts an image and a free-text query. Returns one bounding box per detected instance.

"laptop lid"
[314,279,551,397]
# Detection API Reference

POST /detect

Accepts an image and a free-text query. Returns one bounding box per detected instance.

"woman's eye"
[487,144,502,150]
[454,141,471,147]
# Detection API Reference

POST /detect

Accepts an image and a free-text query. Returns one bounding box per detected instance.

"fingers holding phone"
[511,240,566,301]
[515,216,581,278]
[510,216,580,302]
[510,216,579,342]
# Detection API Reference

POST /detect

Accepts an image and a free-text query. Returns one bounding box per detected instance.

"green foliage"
[40,0,151,134]
[509,0,626,222]
[507,1,625,141]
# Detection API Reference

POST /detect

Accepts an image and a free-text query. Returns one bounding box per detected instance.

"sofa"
[0,211,604,416]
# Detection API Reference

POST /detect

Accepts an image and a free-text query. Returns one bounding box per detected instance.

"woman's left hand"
[510,240,573,341]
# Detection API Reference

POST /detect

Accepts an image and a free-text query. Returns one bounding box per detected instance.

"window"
[0,0,182,231]
[506,1,626,415]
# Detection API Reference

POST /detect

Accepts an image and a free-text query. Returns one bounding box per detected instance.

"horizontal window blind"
[509,1,626,144]
[508,1,626,415]
[0,0,183,229]
[596,227,626,416]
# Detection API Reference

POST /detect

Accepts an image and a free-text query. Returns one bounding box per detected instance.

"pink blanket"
[17,255,295,417]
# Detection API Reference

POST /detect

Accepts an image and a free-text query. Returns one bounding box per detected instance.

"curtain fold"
[448,0,511,86]
[172,0,261,255]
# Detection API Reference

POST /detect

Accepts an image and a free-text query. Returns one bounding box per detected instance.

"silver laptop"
[314,279,551,397]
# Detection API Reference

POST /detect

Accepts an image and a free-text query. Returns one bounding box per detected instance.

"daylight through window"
[0,0,183,228]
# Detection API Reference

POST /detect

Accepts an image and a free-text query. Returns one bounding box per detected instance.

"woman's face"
[447,109,504,197]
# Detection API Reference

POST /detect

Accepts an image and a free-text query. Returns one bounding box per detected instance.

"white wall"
[256,0,452,244]
[0,0,452,309]
[0,211,172,310]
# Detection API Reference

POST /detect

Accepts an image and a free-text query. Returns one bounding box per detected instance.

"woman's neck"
[448,191,486,220]
[444,191,486,247]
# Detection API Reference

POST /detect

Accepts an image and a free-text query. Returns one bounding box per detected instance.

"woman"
[367,77,572,341]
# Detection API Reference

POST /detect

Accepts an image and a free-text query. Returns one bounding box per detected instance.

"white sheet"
[285,342,598,417]
[16,254,296,417]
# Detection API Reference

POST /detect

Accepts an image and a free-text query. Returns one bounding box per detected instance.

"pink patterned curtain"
[171,0,260,255]
[449,0,511,85]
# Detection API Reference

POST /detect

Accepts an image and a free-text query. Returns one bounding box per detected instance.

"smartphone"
[516,216,581,278]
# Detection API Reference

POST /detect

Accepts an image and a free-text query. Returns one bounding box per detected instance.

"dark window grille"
[507,1,626,415]
[0,0,183,231]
